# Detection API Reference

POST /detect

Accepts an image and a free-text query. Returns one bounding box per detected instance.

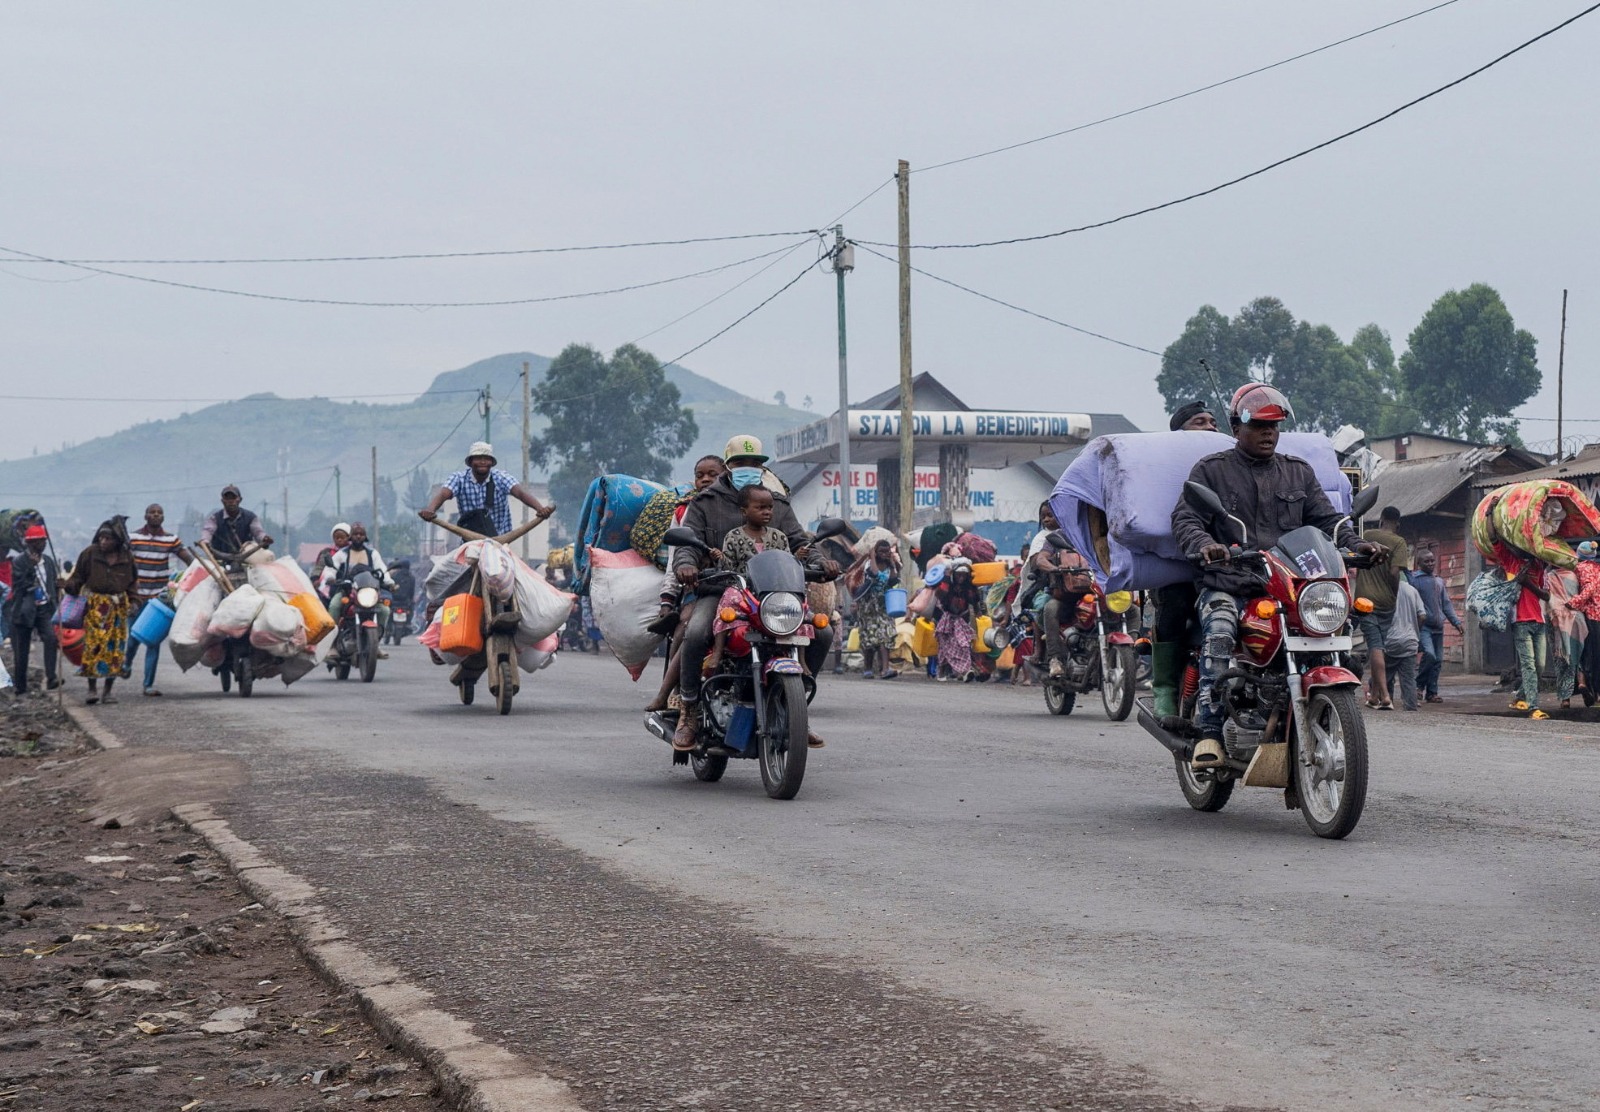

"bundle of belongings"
[1049,430,1352,592]
[168,552,331,685]
[419,539,574,673]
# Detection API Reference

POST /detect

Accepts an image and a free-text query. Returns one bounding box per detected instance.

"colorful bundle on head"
[1473,480,1600,570]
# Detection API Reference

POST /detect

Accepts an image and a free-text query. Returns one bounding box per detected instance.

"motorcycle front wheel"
[1100,644,1136,721]
[1295,688,1368,839]
[359,627,377,683]
[237,655,253,698]
[759,674,809,800]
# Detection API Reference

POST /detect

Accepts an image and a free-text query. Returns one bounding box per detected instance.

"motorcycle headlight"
[356,586,380,609]
[759,592,804,636]
[1297,580,1349,636]
[1104,590,1133,614]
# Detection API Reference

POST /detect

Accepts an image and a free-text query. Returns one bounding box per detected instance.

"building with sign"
[772,372,1138,553]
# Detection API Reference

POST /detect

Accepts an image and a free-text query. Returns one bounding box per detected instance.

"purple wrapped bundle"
[1050,431,1352,592]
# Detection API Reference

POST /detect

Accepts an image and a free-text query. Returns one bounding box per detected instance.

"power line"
[916,0,1465,174]
[854,243,1163,356]
[659,253,825,369]
[0,238,814,308]
[862,2,1600,251]
[626,234,824,346]
[0,465,339,501]
[0,229,820,266]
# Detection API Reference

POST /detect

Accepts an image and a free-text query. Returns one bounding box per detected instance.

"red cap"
[23,525,48,541]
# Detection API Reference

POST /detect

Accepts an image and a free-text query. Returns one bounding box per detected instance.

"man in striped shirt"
[122,504,192,696]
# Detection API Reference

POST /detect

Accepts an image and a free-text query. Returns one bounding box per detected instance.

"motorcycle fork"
[749,645,766,737]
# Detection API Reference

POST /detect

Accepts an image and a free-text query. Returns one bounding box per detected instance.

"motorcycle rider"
[200,485,272,557]
[418,442,552,538]
[670,434,836,750]
[321,522,396,656]
[1152,401,1222,715]
[1171,384,1373,770]
[311,523,351,594]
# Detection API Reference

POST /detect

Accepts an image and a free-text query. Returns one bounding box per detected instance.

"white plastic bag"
[208,584,267,639]
[478,541,517,601]
[277,649,317,685]
[516,631,560,674]
[247,555,317,601]
[512,559,573,643]
[169,578,223,670]
[586,546,663,680]
[250,596,309,657]
[425,547,477,603]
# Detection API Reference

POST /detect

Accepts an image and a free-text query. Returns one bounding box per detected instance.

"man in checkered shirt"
[419,441,553,537]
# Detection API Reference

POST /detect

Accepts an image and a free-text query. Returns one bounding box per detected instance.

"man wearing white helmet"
[418,441,553,537]
[1171,384,1376,770]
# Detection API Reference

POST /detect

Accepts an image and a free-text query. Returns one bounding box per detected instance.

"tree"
[1398,284,1539,443]
[529,343,699,527]
[774,389,788,407]
[1159,298,1402,435]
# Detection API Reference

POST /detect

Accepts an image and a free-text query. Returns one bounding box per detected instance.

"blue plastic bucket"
[884,587,909,618]
[130,598,175,646]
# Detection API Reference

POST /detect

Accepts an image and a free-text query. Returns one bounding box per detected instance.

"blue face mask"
[730,467,763,490]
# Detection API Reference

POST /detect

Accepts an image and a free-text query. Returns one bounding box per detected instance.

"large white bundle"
[247,555,317,601]
[478,541,517,601]
[250,596,309,657]
[208,584,266,639]
[426,551,474,603]
[516,631,560,674]
[277,649,318,685]
[587,546,663,681]
[169,579,223,670]
[512,560,573,643]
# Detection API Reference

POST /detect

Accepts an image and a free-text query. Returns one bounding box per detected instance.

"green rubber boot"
[1151,641,1182,718]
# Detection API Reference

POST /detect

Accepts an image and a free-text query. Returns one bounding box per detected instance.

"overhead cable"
[0,388,484,404]
[659,254,824,368]
[854,243,1162,356]
[0,238,814,308]
[863,1,1600,251]
[3,230,820,266]
[916,0,1465,174]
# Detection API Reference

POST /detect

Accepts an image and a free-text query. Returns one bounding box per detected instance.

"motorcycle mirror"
[1045,530,1073,551]
[1349,484,1380,521]
[1183,481,1227,518]
[812,517,849,541]
[663,526,708,551]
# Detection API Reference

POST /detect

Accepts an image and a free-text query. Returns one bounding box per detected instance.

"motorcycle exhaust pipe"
[643,712,676,745]
[1135,699,1192,757]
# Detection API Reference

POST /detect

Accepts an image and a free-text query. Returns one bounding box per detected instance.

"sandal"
[880,669,899,680]
[1376,702,1394,711]
[1530,709,1550,720]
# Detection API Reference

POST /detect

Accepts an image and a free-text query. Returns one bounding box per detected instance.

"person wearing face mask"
[669,435,829,749]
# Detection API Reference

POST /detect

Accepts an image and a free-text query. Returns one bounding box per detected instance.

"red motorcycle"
[1138,482,1380,839]
[1032,543,1138,720]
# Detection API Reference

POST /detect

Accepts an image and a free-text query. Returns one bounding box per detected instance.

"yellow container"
[846,627,861,653]
[973,614,996,655]
[911,617,938,659]
[970,561,1005,586]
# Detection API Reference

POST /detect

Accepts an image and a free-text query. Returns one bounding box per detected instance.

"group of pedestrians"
[1355,505,1466,713]
[1492,529,1600,719]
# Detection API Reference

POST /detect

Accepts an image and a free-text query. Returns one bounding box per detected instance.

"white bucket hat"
[465,441,497,465]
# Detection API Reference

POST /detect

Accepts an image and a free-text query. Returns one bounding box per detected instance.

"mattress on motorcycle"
[573,474,673,589]
[1049,430,1352,592]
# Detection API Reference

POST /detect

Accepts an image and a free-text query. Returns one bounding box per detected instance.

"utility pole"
[371,446,379,544]
[278,445,290,559]
[896,159,915,563]
[832,226,854,525]
[334,465,342,518]
[1558,289,1568,460]
[481,384,493,444]
[521,361,531,559]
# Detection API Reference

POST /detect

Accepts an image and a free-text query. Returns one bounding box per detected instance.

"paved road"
[101,646,1600,1111]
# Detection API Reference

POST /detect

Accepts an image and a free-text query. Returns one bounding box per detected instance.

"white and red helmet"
[1229,383,1294,425]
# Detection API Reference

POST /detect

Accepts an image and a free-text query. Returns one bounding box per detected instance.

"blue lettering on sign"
[969,491,994,507]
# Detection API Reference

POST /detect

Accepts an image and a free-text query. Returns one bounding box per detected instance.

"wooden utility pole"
[833,226,854,524]
[334,465,342,518]
[1558,289,1568,460]
[371,446,379,542]
[521,360,531,559]
[896,159,915,559]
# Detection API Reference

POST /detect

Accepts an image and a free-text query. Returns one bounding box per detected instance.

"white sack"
[207,584,267,639]
[586,546,663,681]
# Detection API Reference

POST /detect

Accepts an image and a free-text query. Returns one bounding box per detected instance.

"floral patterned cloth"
[80,590,130,678]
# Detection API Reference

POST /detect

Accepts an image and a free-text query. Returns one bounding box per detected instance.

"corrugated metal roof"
[1369,448,1504,516]
[1471,449,1600,488]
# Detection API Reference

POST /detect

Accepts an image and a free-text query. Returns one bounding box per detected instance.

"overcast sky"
[3,1,1597,461]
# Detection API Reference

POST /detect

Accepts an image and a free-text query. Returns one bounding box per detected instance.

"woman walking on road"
[845,537,900,679]
[62,519,138,705]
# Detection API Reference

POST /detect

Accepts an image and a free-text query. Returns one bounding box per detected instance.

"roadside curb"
[63,709,581,1112]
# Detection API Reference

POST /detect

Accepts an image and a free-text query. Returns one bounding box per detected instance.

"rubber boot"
[1151,642,1182,719]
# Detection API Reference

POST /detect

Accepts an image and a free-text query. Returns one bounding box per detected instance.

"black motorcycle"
[325,565,387,682]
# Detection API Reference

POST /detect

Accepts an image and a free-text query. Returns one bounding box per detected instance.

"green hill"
[0,353,813,551]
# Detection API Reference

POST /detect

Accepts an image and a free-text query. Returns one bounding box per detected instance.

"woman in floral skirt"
[62,519,139,704]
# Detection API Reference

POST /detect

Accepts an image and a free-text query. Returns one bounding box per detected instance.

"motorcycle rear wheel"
[219,661,232,693]
[237,656,253,698]
[690,752,728,781]
[1044,680,1076,716]
[1101,644,1136,721]
[1295,688,1368,839]
[1174,755,1234,812]
[759,674,808,800]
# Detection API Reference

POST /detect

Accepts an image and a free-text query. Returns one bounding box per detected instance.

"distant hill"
[0,352,813,548]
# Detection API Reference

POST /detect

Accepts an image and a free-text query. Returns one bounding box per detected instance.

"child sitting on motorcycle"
[705,484,795,672]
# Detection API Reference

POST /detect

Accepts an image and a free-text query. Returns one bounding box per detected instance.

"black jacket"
[5,552,59,625]
[1171,446,1355,594]
[671,477,810,574]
